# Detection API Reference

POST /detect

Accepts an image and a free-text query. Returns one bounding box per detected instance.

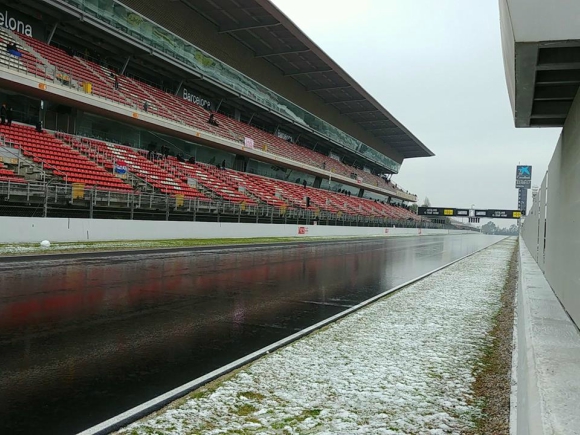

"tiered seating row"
[164,159,419,220]
[0,124,132,191]
[0,29,49,78]
[58,135,207,199]
[9,31,413,197]
[19,34,131,106]
[164,160,257,205]
[2,124,417,219]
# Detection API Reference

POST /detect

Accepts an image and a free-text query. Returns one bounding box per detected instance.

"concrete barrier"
[513,238,580,434]
[0,217,471,243]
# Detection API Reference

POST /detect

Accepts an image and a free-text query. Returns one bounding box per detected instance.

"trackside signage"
[515,165,532,189]
[419,207,523,219]
[418,207,455,216]
[0,9,34,37]
[182,88,212,110]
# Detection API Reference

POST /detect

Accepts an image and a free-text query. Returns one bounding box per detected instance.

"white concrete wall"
[501,0,580,42]
[521,87,580,327]
[0,217,471,243]
[515,240,580,435]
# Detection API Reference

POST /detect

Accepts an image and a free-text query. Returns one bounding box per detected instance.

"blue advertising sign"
[516,165,532,189]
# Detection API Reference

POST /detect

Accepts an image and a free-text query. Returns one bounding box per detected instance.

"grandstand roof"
[500,0,580,127]
[167,0,434,159]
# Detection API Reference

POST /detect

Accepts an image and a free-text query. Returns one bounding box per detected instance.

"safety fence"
[0,180,439,228]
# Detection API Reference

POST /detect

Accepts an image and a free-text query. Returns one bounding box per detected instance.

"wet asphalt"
[0,234,503,434]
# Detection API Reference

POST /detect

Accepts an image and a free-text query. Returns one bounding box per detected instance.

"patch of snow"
[119,238,516,434]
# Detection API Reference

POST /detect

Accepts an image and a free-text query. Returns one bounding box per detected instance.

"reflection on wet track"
[0,235,502,434]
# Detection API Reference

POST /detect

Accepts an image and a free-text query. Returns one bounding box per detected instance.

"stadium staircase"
[59,135,207,199]
[0,139,50,183]
[160,159,258,205]
[0,29,50,79]
[0,142,27,183]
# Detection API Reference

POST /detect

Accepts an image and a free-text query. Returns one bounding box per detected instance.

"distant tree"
[481,221,497,235]
[409,203,418,213]
[481,221,519,235]
[421,197,431,207]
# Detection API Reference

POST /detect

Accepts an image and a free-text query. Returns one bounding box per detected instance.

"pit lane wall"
[0,217,472,243]
[520,88,580,328]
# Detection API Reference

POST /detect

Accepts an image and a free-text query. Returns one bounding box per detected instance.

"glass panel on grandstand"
[60,0,401,173]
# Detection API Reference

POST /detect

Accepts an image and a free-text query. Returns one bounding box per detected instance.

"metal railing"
[0,180,433,228]
[0,42,417,201]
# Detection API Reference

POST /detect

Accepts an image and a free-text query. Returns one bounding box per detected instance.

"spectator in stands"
[35,120,43,133]
[208,113,219,127]
[6,106,13,126]
[322,161,326,170]
[188,156,196,164]
[0,103,6,125]
[221,159,226,169]
[306,197,310,208]
[113,75,119,91]
[302,180,307,188]
[6,42,21,58]
[143,101,149,112]
[177,153,185,162]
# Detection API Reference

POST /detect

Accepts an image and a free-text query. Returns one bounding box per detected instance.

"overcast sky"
[271,0,560,212]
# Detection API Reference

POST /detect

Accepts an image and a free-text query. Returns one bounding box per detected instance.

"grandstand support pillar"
[130,195,134,220]
[174,80,184,96]
[358,189,365,198]
[313,176,322,189]
[216,99,224,112]
[89,190,94,219]
[247,113,255,125]
[121,56,131,75]
[47,22,59,45]
[43,186,48,218]
[237,205,241,223]
[193,200,197,222]
[270,207,274,224]
[165,194,169,221]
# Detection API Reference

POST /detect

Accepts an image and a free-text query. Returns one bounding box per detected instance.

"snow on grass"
[119,238,516,435]
[0,237,346,256]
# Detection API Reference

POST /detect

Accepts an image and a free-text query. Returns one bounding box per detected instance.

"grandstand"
[0,0,434,227]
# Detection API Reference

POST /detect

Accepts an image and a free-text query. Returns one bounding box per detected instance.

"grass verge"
[0,236,374,257]
[469,238,518,434]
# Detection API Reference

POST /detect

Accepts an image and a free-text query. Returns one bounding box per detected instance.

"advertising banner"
[515,165,532,189]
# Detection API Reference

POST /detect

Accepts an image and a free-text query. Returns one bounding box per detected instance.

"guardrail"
[0,180,431,228]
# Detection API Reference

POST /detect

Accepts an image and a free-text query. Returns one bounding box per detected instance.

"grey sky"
[271,0,560,211]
